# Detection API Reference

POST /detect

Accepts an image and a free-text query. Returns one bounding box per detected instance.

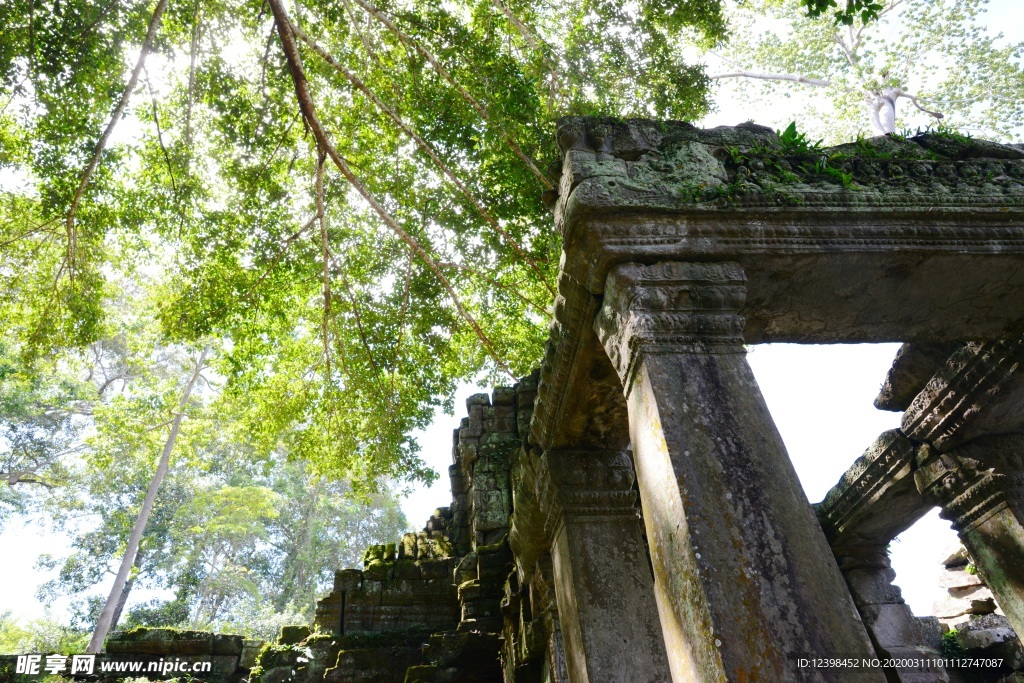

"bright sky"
[3,0,1022,630]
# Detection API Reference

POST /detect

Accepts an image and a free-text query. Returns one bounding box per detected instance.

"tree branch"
[292,24,554,296]
[268,0,516,380]
[904,92,945,121]
[315,151,332,384]
[65,0,170,283]
[349,0,553,190]
[708,71,831,87]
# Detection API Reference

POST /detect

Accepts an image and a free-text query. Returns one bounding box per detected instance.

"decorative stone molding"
[914,444,1007,532]
[818,430,930,547]
[529,270,629,452]
[954,435,1024,517]
[528,119,1024,454]
[594,261,747,393]
[509,447,642,580]
[902,338,1024,452]
[536,449,639,542]
[874,343,963,412]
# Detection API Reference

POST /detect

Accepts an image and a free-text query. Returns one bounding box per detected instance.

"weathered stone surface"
[829,546,948,682]
[324,647,422,683]
[106,628,245,656]
[933,596,998,619]
[915,437,1024,642]
[875,343,963,411]
[539,449,670,682]
[595,260,882,682]
[530,118,1024,454]
[817,430,931,547]
[940,568,986,590]
[903,340,1024,452]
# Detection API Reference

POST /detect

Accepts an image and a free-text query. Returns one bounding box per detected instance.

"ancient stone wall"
[253,375,536,683]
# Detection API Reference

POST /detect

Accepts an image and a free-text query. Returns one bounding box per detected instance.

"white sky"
[3,0,1022,630]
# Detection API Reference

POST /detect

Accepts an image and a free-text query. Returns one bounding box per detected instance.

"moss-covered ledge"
[553,117,1024,223]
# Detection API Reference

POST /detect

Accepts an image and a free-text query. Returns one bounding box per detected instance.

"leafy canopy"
[0,0,726,486]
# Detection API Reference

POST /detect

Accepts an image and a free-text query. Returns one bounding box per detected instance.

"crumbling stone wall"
[253,375,536,683]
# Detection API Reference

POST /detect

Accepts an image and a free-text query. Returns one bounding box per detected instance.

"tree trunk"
[109,547,144,632]
[868,88,901,134]
[86,348,209,653]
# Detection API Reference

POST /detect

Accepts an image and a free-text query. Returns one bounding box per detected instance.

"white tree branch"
[708,71,831,87]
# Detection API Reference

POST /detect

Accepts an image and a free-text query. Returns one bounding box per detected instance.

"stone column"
[833,545,949,683]
[539,449,670,683]
[595,261,882,683]
[915,435,1024,639]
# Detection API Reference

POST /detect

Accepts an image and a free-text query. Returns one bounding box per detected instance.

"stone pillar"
[595,261,882,683]
[538,449,670,683]
[833,545,949,683]
[915,435,1024,639]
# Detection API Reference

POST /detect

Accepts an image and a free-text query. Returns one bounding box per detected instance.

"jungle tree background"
[0,0,726,491]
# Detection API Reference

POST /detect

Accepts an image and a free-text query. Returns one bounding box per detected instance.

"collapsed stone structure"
[257,119,1024,683]
[251,379,535,683]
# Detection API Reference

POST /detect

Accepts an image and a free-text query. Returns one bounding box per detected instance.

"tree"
[706,0,1024,139]
[86,346,208,652]
[0,0,727,487]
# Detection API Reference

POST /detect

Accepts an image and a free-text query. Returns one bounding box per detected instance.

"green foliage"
[0,0,730,491]
[0,612,89,655]
[712,0,1024,143]
[940,629,965,659]
[777,122,822,154]
[800,0,884,25]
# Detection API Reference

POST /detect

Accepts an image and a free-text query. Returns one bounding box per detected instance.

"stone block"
[278,625,311,645]
[915,616,945,649]
[335,568,363,592]
[462,597,502,620]
[363,560,389,581]
[844,567,903,605]
[240,639,264,670]
[939,567,985,589]
[400,533,418,560]
[449,467,469,495]
[394,559,421,579]
[473,490,510,531]
[420,558,454,580]
[324,647,423,683]
[492,386,516,405]
[956,614,1023,653]
[363,544,387,566]
[859,603,926,648]
[454,554,477,585]
[933,596,997,619]
[466,393,490,408]
[106,628,244,656]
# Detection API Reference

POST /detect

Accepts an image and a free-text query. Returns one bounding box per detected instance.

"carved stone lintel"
[902,338,1024,452]
[957,435,1024,517]
[915,435,1024,647]
[817,430,931,547]
[594,261,747,395]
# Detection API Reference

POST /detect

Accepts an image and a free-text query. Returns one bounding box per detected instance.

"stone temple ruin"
[41,118,1023,683]
[242,119,1024,683]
